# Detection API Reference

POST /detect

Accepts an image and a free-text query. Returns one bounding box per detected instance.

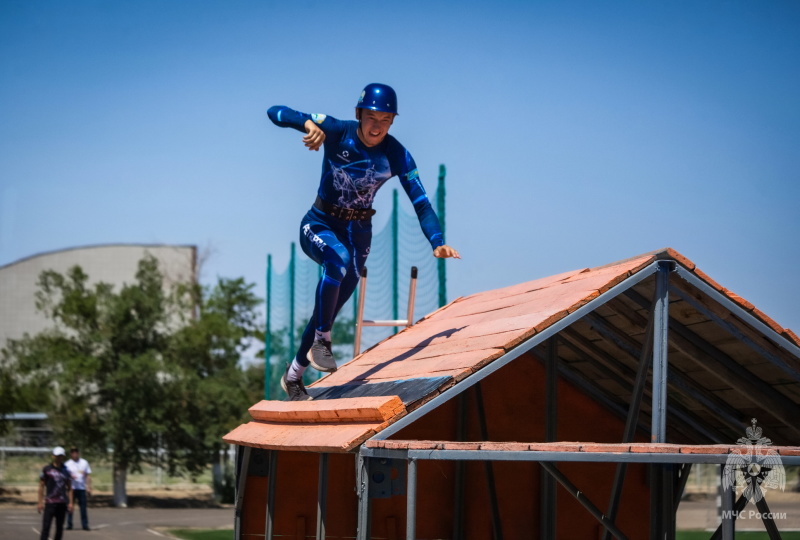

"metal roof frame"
[354,256,800,540]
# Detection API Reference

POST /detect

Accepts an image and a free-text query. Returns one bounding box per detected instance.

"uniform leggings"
[295,206,371,367]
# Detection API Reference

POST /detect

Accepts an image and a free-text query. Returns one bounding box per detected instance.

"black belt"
[314,197,376,221]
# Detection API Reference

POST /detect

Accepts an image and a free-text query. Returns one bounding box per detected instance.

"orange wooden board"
[248,395,405,423]
[223,421,384,453]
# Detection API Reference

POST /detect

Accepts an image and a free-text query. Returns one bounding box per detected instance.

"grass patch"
[1,454,212,491]
[167,530,233,540]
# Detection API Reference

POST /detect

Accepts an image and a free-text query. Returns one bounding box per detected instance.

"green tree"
[1,257,262,506]
[165,277,263,487]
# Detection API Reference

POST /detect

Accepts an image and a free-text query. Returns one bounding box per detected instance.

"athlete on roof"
[267,83,460,401]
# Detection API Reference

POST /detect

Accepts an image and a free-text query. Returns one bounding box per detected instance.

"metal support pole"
[406,458,417,540]
[720,465,734,540]
[475,384,503,540]
[662,464,676,539]
[540,462,630,540]
[650,261,671,539]
[265,451,277,540]
[356,453,371,540]
[540,338,557,540]
[316,453,328,540]
[652,261,671,443]
[649,464,663,539]
[234,446,251,540]
[453,393,467,540]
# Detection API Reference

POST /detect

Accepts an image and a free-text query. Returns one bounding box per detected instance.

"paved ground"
[1,495,797,538]
[0,506,233,539]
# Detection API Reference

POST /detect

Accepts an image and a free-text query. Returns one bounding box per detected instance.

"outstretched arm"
[393,146,460,258]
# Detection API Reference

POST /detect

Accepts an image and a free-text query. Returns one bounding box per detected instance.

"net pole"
[264,254,272,400]
[289,242,296,356]
[437,164,447,307]
[392,189,399,330]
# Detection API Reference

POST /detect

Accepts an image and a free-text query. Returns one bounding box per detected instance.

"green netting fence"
[264,165,448,399]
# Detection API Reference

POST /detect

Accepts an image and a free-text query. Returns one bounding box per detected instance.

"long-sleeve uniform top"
[267,106,445,250]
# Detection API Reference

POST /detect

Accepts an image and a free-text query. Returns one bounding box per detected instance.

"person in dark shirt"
[37,446,73,540]
[268,83,460,400]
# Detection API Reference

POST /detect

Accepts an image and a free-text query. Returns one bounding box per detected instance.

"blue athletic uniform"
[268,105,445,367]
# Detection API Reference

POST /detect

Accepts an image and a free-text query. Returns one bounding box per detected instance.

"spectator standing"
[65,446,92,530]
[37,446,73,540]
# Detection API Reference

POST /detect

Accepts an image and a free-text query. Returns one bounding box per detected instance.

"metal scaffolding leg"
[234,446,251,540]
[720,465,735,540]
[540,337,557,540]
[453,393,467,540]
[475,383,503,540]
[406,458,417,540]
[316,453,328,540]
[662,464,676,539]
[651,261,671,443]
[356,453,371,540]
[650,261,672,539]
[265,450,277,540]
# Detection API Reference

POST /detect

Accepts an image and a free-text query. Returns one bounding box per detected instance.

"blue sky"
[1,0,799,333]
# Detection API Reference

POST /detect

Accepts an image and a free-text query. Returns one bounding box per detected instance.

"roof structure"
[224,247,800,453]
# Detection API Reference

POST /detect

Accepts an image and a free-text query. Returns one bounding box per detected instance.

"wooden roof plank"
[248,396,405,423]
[223,421,383,453]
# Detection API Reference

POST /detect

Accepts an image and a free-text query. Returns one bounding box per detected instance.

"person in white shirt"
[64,447,92,530]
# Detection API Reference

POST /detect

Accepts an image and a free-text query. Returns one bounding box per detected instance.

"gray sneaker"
[307,339,337,372]
[281,367,312,401]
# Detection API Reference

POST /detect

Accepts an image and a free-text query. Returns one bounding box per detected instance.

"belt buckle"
[342,207,355,220]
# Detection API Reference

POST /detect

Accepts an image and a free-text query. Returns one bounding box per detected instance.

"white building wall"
[0,244,196,348]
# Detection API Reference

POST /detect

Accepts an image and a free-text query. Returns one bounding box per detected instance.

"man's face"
[70,450,79,461]
[357,109,394,147]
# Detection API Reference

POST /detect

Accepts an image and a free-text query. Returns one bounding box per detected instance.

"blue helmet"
[356,83,398,115]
